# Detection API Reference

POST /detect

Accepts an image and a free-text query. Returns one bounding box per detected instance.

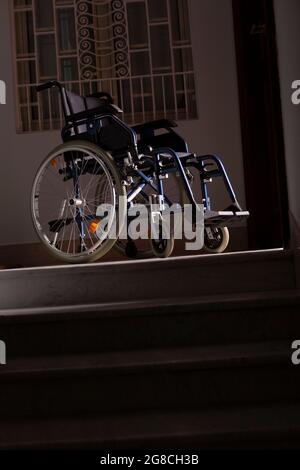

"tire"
[151,236,174,258]
[114,172,184,259]
[203,226,230,253]
[150,219,175,258]
[114,238,153,259]
[31,140,127,263]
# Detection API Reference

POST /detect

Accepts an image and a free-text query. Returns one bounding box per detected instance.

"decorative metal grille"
[76,0,130,80]
[12,0,198,132]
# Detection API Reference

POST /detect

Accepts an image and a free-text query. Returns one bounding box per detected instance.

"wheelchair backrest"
[61,88,137,156]
[62,89,111,116]
[61,89,111,135]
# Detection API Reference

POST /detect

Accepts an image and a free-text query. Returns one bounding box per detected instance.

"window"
[13,0,198,132]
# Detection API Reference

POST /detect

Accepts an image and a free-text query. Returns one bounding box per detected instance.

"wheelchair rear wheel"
[31,141,126,263]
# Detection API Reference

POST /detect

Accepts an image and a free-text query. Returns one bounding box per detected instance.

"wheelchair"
[31,81,249,263]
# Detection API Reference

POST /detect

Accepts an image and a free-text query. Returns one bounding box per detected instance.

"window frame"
[11,0,198,133]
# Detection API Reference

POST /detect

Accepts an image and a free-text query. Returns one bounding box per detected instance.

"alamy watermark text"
[0,80,6,105]
[291,80,300,105]
[0,340,6,365]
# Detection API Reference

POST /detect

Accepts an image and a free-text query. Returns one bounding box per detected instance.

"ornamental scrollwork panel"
[76,0,130,80]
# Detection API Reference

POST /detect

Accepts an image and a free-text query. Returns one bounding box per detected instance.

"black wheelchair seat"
[59,88,189,158]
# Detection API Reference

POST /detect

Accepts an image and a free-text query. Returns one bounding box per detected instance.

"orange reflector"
[89,220,99,234]
[50,159,57,168]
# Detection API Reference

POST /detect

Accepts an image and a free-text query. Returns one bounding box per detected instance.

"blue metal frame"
[197,155,238,208]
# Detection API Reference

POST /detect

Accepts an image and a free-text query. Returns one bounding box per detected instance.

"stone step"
[1,290,300,358]
[0,249,295,310]
[1,403,300,449]
[0,341,297,420]
[0,249,298,449]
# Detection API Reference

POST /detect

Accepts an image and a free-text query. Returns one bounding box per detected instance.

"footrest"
[204,210,249,227]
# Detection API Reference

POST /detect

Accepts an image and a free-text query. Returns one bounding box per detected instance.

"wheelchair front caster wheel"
[151,237,174,258]
[151,216,174,258]
[151,220,175,258]
[203,226,229,253]
[125,241,138,259]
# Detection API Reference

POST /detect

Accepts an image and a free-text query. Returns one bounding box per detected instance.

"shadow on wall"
[274,0,300,246]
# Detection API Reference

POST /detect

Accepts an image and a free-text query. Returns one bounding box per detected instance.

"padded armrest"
[86,91,114,104]
[133,119,177,135]
[66,104,118,124]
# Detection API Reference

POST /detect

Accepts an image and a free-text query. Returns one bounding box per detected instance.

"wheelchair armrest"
[66,104,118,124]
[133,119,178,136]
[86,91,114,104]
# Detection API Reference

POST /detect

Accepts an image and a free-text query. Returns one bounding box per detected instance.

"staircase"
[0,249,300,449]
